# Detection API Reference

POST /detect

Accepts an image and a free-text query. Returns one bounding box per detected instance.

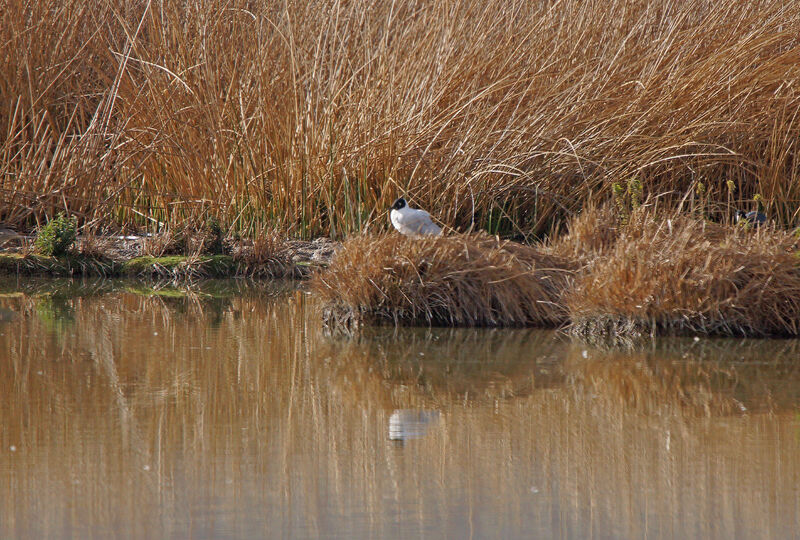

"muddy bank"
[0,235,338,280]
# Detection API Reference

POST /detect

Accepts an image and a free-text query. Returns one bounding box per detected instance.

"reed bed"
[564,210,800,337]
[313,233,574,328]
[316,205,800,336]
[2,0,800,236]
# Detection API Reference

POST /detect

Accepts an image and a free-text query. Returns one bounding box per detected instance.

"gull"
[390,197,442,236]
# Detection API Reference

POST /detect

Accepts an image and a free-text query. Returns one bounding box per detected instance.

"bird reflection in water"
[388,409,441,445]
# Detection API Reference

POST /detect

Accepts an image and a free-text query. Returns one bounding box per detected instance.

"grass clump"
[228,230,300,278]
[313,207,800,336]
[313,233,575,329]
[204,218,225,255]
[34,214,77,257]
[141,219,227,258]
[546,203,621,263]
[565,211,800,337]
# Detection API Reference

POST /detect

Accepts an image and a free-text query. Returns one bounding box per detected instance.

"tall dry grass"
[2,0,800,237]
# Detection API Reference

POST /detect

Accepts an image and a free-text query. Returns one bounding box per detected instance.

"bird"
[390,197,442,236]
[735,210,767,228]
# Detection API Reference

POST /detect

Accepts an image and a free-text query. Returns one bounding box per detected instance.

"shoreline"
[4,212,800,339]
[0,236,338,280]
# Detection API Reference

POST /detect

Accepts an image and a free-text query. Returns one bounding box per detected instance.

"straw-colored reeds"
[562,210,800,337]
[3,1,800,236]
[316,205,800,337]
[313,233,575,328]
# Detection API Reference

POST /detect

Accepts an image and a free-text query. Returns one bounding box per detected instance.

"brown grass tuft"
[567,212,800,337]
[316,208,800,335]
[141,230,188,258]
[229,230,296,279]
[313,233,575,328]
[76,235,117,260]
[547,202,621,262]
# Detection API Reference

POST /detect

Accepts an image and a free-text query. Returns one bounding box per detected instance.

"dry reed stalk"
[140,230,187,258]
[2,1,800,236]
[567,211,800,337]
[313,233,575,328]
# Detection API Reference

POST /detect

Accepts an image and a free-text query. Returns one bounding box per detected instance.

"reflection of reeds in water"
[0,285,309,537]
[318,326,569,408]
[1,287,799,537]
[567,338,800,417]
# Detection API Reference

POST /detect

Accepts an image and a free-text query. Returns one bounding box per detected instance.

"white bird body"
[390,197,442,236]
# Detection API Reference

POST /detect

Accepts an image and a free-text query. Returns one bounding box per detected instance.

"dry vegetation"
[317,204,800,336]
[5,0,800,336]
[313,233,574,328]
[2,0,800,238]
[561,210,800,337]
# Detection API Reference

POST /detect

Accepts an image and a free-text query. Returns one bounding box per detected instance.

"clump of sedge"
[313,232,575,329]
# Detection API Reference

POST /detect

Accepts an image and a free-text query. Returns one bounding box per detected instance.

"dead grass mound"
[547,203,621,263]
[313,233,575,329]
[567,213,800,337]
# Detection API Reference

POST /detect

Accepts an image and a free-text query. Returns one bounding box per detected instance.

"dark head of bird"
[391,197,407,211]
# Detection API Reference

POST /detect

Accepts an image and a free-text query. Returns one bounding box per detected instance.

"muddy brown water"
[1,279,799,539]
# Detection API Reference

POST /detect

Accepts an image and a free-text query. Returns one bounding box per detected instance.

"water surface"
[1,279,799,538]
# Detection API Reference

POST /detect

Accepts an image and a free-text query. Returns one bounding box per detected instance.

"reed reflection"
[0,280,798,539]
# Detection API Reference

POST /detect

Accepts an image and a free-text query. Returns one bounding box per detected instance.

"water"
[1,279,799,539]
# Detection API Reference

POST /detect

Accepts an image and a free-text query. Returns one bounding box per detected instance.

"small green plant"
[696,182,706,196]
[35,213,77,257]
[612,182,627,222]
[627,177,643,211]
[691,181,709,219]
[612,178,643,225]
